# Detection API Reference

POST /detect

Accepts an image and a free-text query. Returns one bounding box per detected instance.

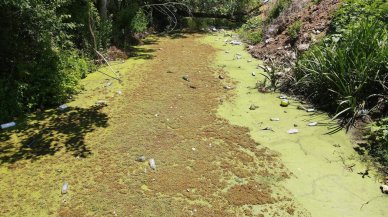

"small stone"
[306,109,315,112]
[58,104,68,111]
[249,104,259,110]
[182,75,190,81]
[262,127,274,132]
[297,44,310,51]
[247,60,252,62]
[96,100,107,106]
[251,72,256,76]
[186,188,190,192]
[270,118,280,121]
[224,85,233,90]
[117,90,122,95]
[380,184,388,194]
[218,75,225,80]
[192,147,196,151]
[136,155,146,162]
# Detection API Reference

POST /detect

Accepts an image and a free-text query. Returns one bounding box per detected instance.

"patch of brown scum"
[0,34,297,217]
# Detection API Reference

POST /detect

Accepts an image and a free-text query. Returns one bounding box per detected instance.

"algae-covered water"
[203,33,388,217]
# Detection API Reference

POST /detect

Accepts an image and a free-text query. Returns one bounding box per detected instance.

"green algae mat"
[0,33,387,216]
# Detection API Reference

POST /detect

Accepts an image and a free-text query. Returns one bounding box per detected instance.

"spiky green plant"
[294,19,388,128]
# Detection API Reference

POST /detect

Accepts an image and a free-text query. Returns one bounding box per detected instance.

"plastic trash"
[58,104,68,111]
[149,159,156,170]
[308,122,318,126]
[230,40,242,45]
[1,122,16,129]
[270,118,280,121]
[288,129,299,134]
[280,99,290,107]
[62,182,68,194]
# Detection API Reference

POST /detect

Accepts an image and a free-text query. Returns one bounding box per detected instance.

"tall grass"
[294,19,388,128]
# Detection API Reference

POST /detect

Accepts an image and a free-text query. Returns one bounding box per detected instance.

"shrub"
[288,20,302,41]
[366,118,388,166]
[294,19,388,127]
[268,0,292,21]
[238,16,263,44]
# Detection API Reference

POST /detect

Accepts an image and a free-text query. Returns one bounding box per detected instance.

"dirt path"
[0,35,307,216]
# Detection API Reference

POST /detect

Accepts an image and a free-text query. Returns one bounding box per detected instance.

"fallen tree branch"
[94,50,122,82]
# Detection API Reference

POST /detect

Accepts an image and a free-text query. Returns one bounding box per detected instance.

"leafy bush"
[131,9,148,33]
[238,17,263,44]
[268,0,292,21]
[331,0,388,33]
[366,118,388,166]
[294,19,388,127]
[288,20,302,41]
[0,0,89,122]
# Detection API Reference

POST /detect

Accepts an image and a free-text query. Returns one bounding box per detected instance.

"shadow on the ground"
[127,46,156,60]
[0,105,108,164]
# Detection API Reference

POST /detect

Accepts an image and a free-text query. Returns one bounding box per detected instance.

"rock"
[192,147,196,151]
[189,85,197,89]
[297,43,310,51]
[182,75,190,81]
[249,104,259,110]
[149,159,156,170]
[306,108,315,112]
[262,127,274,132]
[247,59,252,63]
[105,82,112,87]
[251,72,256,76]
[224,85,233,90]
[270,118,280,121]
[218,75,225,79]
[280,99,290,107]
[265,38,275,44]
[288,129,299,134]
[136,155,146,162]
[117,90,123,95]
[380,185,388,194]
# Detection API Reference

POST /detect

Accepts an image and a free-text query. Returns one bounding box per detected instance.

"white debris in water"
[149,159,156,170]
[230,40,242,45]
[308,122,318,126]
[62,182,68,194]
[58,104,68,111]
[288,129,299,134]
[1,122,16,129]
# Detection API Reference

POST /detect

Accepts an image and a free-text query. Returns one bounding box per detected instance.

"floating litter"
[149,159,156,170]
[280,99,289,107]
[1,122,16,129]
[308,122,318,126]
[270,118,280,121]
[288,129,299,134]
[58,104,68,111]
[62,182,68,194]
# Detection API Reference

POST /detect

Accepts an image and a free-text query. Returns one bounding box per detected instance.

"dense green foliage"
[237,16,263,44]
[288,20,302,42]
[268,0,291,21]
[295,19,388,126]
[367,117,388,166]
[0,0,90,121]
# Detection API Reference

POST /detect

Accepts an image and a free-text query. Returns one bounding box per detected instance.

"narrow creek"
[203,32,388,216]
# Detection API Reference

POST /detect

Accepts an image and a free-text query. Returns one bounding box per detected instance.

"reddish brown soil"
[250,0,341,64]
